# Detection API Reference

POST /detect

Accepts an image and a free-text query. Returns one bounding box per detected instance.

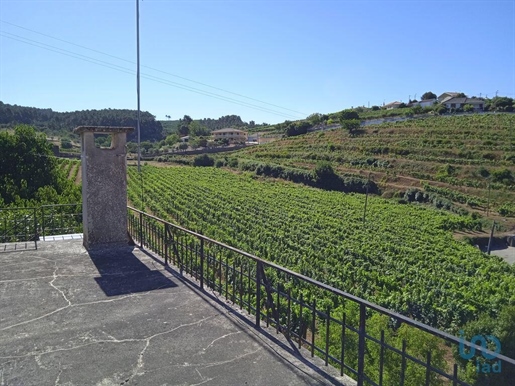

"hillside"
[231,114,515,219]
[128,165,515,331]
[0,101,163,142]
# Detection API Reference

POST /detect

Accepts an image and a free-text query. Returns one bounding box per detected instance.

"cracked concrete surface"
[0,240,354,386]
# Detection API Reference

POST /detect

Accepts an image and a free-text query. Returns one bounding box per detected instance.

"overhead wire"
[0,20,307,117]
[0,21,306,120]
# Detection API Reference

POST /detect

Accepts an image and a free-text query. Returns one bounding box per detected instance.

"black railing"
[0,204,82,249]
[127,207,515,386]
[0,207,38,249]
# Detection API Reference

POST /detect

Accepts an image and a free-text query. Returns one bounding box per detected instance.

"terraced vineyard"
[127,165,515,331]
[234,114,515,215]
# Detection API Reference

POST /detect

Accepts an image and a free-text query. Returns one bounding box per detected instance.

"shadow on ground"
[88,246,177,296]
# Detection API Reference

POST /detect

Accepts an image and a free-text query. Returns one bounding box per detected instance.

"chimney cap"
[73,126,135,135]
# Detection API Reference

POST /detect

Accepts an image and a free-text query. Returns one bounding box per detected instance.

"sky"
[0,0,514,125]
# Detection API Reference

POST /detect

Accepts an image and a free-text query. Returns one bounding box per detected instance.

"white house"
[443,97,485,111]
[417,99,437,108]
[212,128,248,143]
[438,92,461,103]
[384,101,402,110]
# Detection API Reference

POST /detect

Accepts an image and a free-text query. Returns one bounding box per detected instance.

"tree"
[307,113,323,126]
[463,104,475,113]
[285,121,311,137]
[0,125,60,205]
[339,110,360,120]
[341,119,361,133]
[165,134,179,146]
[421,91,437,100]
[189,121,210,137]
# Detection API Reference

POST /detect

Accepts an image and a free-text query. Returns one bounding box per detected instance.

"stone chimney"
[73,126,134,249]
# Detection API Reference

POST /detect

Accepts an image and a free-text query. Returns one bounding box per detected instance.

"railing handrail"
[127,206,515,366]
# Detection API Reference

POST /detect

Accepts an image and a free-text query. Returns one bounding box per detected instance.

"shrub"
[193,154,215,167]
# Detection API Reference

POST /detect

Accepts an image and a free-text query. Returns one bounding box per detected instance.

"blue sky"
[1,0,514,124]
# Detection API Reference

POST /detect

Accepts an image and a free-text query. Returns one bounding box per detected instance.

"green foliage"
[284,121,311,137]
[498,203,515,217]
[491,168,513,185]
[339,110,360,120]
[463,104,475,113]
[341,119,361,133]
[0,126,81,208]
[193,154,215,167]
[454,306,515,386]
[60,138,72,149]
[0,101,163,142]
[127,166,515,331]
[165,133,179,146]
[421,91,437,100]
[0,126,59,205]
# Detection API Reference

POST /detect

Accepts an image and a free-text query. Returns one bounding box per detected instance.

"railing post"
[33,207,37,250]
[139,211,143,249]
[41,206,46,240]
[256,261,261,328]
[357,303,366,386]
[164,223,169,265]
[199,237,204,290]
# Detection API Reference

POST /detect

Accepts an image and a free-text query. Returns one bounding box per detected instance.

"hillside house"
[417,99,437,108]
[443,97,485,111]
[212,128,248,143]
[438,92,461,103]
[384,101,402,110]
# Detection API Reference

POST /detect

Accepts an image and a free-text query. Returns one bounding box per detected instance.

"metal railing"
[0,204,82,249]
[0,207,38,249]
[127,207,515,386]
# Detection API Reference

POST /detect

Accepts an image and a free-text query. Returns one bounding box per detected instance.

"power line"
[0,19,307,117]
[1,31,301,120]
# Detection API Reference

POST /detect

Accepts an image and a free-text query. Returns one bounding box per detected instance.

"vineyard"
[127,165,515,332]
[233,114,515,216]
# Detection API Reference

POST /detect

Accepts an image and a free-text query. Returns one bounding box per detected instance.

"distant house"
[417,99,437,108]
[180,136,189,143]
[384,101,402,110]
[443,97,485,111]
[438,92,461,103]
[212,128,248,143]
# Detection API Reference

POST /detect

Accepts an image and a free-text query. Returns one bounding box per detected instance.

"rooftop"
[0,238,352,386]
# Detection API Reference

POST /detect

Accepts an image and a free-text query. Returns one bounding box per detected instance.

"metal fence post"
[357,303,366,386]
[164,223,169,265]
[41,206,46,239]
[200,237,204,290]
[33,207,37,250]
[139,211,143,249]
[256,261,261,328]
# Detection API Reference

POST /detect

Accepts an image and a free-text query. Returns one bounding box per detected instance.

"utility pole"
[363,173,372,223]
[136,0,141,173]
[486,180,491,217]
[487,221,496,255]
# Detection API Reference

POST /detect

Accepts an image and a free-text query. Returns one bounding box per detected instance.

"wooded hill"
[0,101,163,142]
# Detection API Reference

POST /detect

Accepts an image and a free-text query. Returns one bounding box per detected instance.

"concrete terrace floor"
[0,239,354,386]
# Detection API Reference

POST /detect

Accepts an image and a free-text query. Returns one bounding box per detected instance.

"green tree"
[165,134,179,146]
[339,110,360,120]
[189,121,210,137]
[341,119,361,133]
[0,126,56,204]
[455,306,515,385]
[421,91,437,100]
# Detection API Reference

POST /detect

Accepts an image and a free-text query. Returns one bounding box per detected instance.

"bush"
[193,154,215,167]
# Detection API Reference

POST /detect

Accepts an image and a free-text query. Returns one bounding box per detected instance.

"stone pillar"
[73,126,134,249]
